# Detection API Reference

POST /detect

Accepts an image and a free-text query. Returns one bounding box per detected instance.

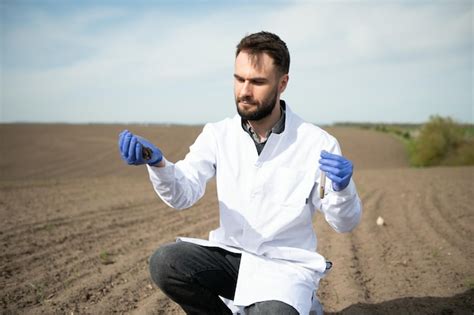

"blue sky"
[1,0,472,124]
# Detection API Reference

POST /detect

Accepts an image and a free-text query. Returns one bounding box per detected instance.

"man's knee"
[246,300,299,315]
[149,242,186,292]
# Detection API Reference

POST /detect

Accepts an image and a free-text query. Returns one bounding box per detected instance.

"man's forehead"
[235,51,276,74]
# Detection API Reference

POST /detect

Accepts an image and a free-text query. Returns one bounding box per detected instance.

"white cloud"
[261,2,472,68]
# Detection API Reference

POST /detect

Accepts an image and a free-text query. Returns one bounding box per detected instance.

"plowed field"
[1,124,473,314]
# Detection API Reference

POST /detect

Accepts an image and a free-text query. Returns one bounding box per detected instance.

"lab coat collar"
[233,101,298,164]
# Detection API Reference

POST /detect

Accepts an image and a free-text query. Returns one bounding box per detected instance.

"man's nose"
[239,81,252,98]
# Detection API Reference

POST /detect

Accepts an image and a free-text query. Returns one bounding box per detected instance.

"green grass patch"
[28,282,45,304]
[44,223,55,232]
[99,250,114,265]
[465,278,474,289]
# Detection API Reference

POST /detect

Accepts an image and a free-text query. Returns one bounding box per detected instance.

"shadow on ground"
[326,289,474,315]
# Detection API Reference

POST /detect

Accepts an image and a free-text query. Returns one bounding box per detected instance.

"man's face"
[234,51,287,121]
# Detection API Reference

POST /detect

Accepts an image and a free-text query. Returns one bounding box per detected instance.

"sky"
[1,0,472,125]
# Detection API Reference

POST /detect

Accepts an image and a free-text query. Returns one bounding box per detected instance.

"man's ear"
[279,74,289,93]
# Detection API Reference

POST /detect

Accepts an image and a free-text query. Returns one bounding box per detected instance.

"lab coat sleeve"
[313,138,362,233]
[146,123,217,210]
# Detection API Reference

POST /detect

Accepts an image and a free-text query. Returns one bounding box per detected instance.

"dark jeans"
[149,241,299,315]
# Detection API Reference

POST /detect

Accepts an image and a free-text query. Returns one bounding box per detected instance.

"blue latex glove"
[118,130,163,166]
[319,150,353,191]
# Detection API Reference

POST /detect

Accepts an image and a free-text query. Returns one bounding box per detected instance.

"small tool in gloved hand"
[135,135,162,164]
[142,146,153,161]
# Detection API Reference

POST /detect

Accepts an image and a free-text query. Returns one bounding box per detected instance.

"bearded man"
[119,31,362,315]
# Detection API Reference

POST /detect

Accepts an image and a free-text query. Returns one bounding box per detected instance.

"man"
[118,31,361,315]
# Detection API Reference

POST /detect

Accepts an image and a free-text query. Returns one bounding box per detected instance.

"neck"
[248,100,281,141]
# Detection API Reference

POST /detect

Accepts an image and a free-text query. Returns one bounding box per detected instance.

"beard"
[235,87,279,121]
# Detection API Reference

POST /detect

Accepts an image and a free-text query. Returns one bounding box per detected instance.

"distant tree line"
[409,116,474,167]
[334,116,474,167]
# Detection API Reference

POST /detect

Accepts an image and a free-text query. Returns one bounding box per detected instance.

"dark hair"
[236,31,290,75]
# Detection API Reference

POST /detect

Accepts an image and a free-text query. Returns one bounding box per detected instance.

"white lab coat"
[147,104,362,314]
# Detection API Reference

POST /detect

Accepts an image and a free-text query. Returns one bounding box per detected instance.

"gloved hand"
[319,150,353,191]
[118,130,163,166]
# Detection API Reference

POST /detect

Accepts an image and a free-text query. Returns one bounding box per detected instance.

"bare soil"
[1,124,473,314]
